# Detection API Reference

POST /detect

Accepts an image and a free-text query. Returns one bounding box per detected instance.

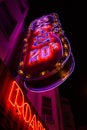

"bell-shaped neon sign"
[18,13,75,92]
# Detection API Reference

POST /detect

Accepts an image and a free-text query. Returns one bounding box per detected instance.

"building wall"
[0,1,76,130]
[27,88,64,130]
[60,97,76,130]
[77,126,87,130]
[0,0,29,65]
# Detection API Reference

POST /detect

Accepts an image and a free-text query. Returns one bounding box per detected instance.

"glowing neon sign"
[18,13,75,92]
[28,23,63,65]
[29,42,61,66]
[8,81,46,130]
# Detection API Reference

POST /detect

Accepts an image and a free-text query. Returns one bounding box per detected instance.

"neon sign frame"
[8,81,46,130]
[18,13,75,92]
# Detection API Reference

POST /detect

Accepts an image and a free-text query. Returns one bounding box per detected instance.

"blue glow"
[33,42,37,46]
[45,32,48,36]
[41,46,50,59]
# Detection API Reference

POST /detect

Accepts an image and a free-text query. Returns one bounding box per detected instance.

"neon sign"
[29,41,61,66]
[18,13,75,92]
[28,25,62,66]
[8,81,46,130]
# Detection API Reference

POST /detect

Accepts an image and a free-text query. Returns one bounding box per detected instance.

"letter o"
[22,103,31,123]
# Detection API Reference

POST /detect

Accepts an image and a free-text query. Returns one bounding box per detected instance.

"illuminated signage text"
[8,81,46,130]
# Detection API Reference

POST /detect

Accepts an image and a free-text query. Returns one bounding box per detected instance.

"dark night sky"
[25,0,87,127]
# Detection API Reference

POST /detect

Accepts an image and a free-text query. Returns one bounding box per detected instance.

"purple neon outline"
[62,37,71,65]
[21,13,75,92]
[26,53,75,93]
[23,53,75,92]
[30,14,54,30]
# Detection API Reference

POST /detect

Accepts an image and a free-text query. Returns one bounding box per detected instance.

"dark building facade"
[0,0,77,130]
